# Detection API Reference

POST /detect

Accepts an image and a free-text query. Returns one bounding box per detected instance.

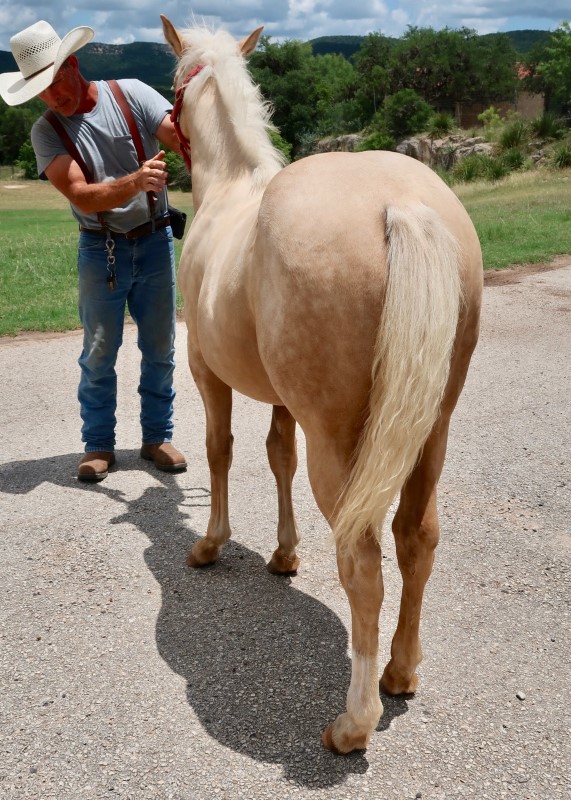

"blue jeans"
[77,226,176,453]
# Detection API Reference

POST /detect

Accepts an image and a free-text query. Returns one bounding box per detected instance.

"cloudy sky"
[0,1,569,51]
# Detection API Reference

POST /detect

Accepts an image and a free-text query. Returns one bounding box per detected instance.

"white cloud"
[0,0,567,50]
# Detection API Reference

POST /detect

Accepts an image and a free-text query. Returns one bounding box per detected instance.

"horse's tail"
[333,203,463,552]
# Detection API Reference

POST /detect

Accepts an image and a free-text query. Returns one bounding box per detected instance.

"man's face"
[38,58,82,115]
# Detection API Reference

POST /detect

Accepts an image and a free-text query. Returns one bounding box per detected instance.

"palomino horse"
[161,16,483,754]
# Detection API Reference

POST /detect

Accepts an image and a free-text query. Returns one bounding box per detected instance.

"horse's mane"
[175,24,286,186]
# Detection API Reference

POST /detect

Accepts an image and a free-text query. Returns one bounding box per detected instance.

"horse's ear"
[161,14,184,58]
[238,26,264,57]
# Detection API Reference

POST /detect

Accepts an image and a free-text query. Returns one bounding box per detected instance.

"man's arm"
[44,150,169,214]
[155,113,181,154]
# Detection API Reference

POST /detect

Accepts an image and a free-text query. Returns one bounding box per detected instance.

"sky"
[0,1,569,51]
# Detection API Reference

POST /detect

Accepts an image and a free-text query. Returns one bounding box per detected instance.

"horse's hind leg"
[305,435,383,753]
[187,365,233,568]
[380,415,453,695]
[266,405,301,575]
[322,527,384,753]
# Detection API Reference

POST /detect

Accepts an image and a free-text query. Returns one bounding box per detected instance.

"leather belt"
[79,216,170,239]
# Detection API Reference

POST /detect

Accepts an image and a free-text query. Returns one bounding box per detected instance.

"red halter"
[170,64,206,172]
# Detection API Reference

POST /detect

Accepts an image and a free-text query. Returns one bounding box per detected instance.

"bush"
[356,132,396,152]
[452,153,488,182]
[269,129,292,163]
[432,165,455,186]
[427,111,455,138]
[477,106,502,140]
[15,140,37,179]
[378,89,433,139]
[498,119,527,150]
[484,156,510,182]
[551,143,571,168]
[501,147,526,171]
[164,150,191,192]
[530,113,565,140]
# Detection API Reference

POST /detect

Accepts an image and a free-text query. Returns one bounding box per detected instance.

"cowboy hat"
[0,20,94,106]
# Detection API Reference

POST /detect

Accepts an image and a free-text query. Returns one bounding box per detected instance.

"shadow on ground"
[1,450,410,786]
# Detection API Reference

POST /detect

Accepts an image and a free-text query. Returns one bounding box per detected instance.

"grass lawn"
[0,170,570,335]
[0,180,194,336]
[455,169,571,270]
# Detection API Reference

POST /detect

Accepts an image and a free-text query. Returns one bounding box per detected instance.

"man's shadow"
[1,451,409,786]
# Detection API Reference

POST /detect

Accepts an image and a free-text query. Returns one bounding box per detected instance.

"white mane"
[175,25,286,187]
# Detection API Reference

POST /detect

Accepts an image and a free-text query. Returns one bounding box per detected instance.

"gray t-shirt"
[31,79,171,233]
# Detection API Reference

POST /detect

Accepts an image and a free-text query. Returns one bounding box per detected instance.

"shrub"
[498,120,527,150]
[484,156,510,182]
[551,143,571,168]
[452,153,488,182]
[15,140,37,179]
[269,128,292,163]
[501,147,526,171]
[432,165,455,186]
[379,89,433,139]
[530,113,565,140]
[356,132,396,152]
[164,150,191,192]
[427,111,455,138]
[477,106,502,141]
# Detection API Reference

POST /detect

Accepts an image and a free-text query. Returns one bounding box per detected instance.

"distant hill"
[0,41,177,100]
[309,36,367,59]
[482,29,551,55]
[0,29,554,96]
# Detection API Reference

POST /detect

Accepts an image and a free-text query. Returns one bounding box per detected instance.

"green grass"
[0,211,80,334]
[455,170,571,270]
[1,171,570,335]
[0,182,193,336]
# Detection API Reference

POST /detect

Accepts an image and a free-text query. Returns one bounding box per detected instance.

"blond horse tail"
[334,203,463,552]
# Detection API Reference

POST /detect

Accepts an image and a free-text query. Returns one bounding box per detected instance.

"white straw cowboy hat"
[0,20,94,106]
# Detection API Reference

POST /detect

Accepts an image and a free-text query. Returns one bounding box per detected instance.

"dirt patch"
[483,254,571,286]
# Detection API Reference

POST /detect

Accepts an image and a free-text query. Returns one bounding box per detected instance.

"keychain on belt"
[105,232,117,291]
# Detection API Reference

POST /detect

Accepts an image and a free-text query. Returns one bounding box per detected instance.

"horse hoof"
[320,714,370,754]
[379,665,419,696]
[186,539,220,568]
[267,550,300,575]
[321,724,341,753]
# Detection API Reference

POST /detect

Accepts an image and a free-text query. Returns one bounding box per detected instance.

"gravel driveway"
[1,263,570,800]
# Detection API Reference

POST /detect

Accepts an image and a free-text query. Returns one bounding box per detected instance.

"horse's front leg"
[266,405,301,574]
[187,361,233,568]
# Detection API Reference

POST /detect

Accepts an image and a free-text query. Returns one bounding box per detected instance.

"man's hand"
[136,150,169,195]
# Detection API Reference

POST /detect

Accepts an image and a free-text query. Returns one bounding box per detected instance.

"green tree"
[387,26,517,110]
[352,32,395,118]
[375,89,433,138]
[312,52,362,135]
[15,140,37,178]
[0,98,43,165]
[249,37,320,154]
[524,21,571,115]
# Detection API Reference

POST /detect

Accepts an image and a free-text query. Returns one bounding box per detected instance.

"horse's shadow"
[2,451,410,786]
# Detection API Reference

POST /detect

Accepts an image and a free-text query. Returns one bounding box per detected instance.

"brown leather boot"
[140,442,187,472]
[78,451,115,482]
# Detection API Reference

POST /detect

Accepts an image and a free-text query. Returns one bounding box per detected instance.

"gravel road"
[1,263,570,800]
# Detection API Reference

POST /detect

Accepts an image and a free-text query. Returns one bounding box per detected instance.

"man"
[0,20,187,481]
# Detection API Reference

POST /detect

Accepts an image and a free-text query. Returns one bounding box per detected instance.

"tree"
[386,26,517,111]
[352,32,395,117]
[0,99,43,165]
[524,21,571,115]
[249,38,320,154]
